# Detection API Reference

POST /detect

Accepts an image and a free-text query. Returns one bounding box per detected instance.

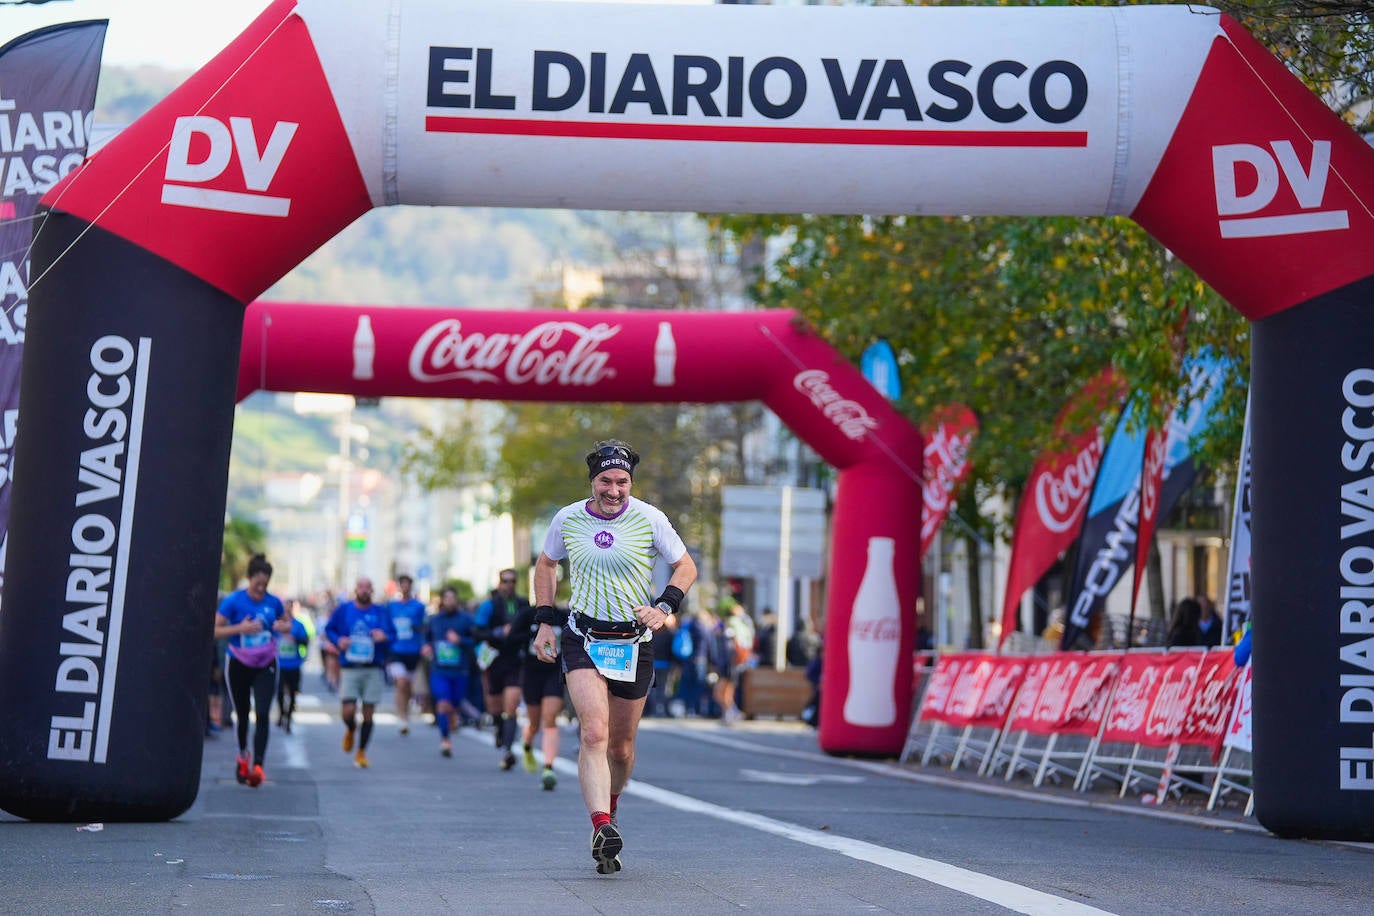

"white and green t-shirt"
[542,495,687,624]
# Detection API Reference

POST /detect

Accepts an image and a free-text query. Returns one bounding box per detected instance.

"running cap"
[586,440,640,480]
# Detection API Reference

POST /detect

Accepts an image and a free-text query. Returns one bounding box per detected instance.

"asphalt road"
[2,688,1371,915]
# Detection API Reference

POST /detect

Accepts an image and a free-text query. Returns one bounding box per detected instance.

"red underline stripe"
[426,115,1088,148]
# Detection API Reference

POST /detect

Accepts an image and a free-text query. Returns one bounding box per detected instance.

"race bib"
[346,634,375,664]
[394,618,414,641]
[585,636,638,683]
[278,637,298,659]
[435,642,461,667]
[241,628,271,649]
[475,642,499,671]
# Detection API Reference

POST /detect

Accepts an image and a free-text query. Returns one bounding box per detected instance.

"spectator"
[754,609,777,667]
[1166,597,1204,648]
[1196,595,1224,649]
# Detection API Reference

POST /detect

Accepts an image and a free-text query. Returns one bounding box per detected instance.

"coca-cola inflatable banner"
[4,1,1374,839]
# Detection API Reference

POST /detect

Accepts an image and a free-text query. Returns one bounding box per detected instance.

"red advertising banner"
[942,655,1028,729]
[919,404,978,558]
[1022,654,1119,737]
[1179,651,1242,758]
[1056,654,1122,736]
[1005,656,1056,733]
[1101,651,1202,747]
[917,652,972,725]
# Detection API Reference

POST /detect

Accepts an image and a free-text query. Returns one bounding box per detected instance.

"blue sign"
[861,339,902,401]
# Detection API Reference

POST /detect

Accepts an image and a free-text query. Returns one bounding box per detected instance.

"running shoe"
[342,728,355,753]
[354,749,369,769]
[247,764,264,788]
[523,747,538,772]
[590,823,623,875]
[541,767,557,791]
[235,752,250,785]
[440,740,452,758]
[500,750,517,771]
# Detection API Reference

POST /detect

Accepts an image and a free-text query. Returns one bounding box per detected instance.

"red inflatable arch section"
[3,1,1374,839]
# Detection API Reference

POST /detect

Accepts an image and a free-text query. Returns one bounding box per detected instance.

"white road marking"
[738,768,865,786]
[489,737,1116,915]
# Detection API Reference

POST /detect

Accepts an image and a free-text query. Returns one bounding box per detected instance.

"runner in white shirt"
[532,439,697,876]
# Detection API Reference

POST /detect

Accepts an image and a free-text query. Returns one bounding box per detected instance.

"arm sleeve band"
[534,605,562,626]
[654,585,685,615]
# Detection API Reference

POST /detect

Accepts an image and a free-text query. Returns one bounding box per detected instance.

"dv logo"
[162,116,299,217]
[1211,140,1348,239]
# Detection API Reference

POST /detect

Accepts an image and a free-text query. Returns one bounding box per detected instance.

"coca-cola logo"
[1146,667,1197,738]
[1140,430,1168,522]
[1033,437,1104,534]
[849,615,900,642]
[408,319,619,386]
[921,426,973,536]
[793,370,878,441]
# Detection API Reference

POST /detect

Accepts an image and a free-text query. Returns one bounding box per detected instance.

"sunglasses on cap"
[593,445,633,460]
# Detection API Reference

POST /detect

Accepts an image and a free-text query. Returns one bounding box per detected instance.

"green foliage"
[714,210,1249,537]
[220,516,267,593]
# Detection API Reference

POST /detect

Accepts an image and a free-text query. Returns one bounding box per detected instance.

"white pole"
[775,486,793,671]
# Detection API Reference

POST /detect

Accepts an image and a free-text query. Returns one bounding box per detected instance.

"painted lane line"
[534,753,1113,915]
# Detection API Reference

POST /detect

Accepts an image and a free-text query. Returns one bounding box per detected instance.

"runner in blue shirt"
[387,574,427,736]
[274,599,313,734]
[323,577,394,768]
[213,554,291,788]
[422,586,474,758]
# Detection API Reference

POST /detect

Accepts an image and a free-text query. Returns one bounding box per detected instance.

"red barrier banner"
[917,653,974,725]
[1025,655,1086,736]
[941,655,998,727]
[1023,654,1119,737]
[1005,656,1055,733]
[1179,651,1242,759]
[1056,654,1122,736]
[946,656,1028,729]
[1101,651,1202,746]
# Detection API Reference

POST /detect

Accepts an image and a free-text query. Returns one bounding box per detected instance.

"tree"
[220,516,267,593]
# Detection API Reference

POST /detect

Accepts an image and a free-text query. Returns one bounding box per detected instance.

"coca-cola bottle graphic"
[652,321,676,387]
[843,536,900,727]
[352,315,375,381]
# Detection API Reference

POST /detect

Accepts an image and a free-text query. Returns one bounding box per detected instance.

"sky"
[0,0,711,72]
[0,0,269,70]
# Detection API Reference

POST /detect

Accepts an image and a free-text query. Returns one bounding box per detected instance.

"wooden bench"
[739,667,813,720]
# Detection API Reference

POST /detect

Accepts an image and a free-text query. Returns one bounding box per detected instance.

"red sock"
[591,811,611,830]
[610,792,621,815]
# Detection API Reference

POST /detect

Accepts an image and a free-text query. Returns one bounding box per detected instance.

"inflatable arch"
[1,1,1372,838]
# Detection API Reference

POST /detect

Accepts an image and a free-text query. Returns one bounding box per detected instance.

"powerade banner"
[998,368,1123,648]
[1223,393,1252,641]
[0,20,106,603]
[1061,352,1231,649]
